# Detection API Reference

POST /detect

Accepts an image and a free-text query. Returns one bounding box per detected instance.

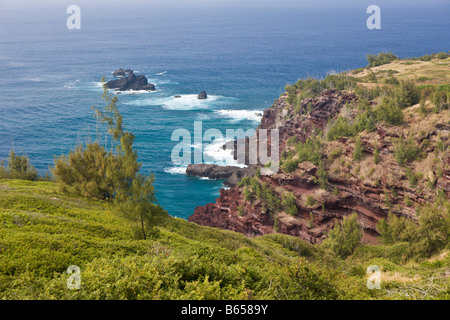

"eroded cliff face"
[188,89,449,245]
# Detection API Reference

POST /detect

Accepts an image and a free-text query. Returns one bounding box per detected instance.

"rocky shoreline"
[186,163,256,187]
[106,68,156,91]
[187,87,449,244]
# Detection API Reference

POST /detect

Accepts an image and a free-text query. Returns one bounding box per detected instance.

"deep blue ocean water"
[1,3,449,218]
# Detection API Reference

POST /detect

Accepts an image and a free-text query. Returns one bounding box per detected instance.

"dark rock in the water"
[186,164,256,186]
[106,74,155,91]
[113,68,126,77]
[197,91,207,99]
[124,69,134,76]
[174,95,182,98]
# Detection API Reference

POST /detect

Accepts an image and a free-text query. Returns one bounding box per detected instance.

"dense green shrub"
[0,150,38,181]
[295,136,322,165]
[373,145,380,164]
[377,199,449,258]
[375,98,404,125]
[321,213,363,259]
[436,52,449,59]
[317,161,328,189]
[281,158,299,173]
[52,83,140,201]
[393,136,422,166]
[366,52,398,68]
[306,196,316,207]
[327,116,354,140]
[282,192,297,216]
[394,80,421,109]
[353,137,364,161]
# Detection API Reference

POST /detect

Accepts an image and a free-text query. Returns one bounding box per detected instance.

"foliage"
[377,199,449,258]
[306,196,316,207]
[239,177,280,217]
[393,136,422,166]
[405,168,420,188]
[0,150,38,181]
[317,161,328,189]
[282,192,297,216]
[333,186,340,196]
[52,80,140,201]
[375,98,404,125]
[52,79,163,238]
[373,145,380,164]
[294,136,322,165]
[327,116,354,141]
[281,158,299,173]
[118,174,167,240]
[353,137,364,161]
[321,213,363,259]
[366,52,398,68]
[394,79,421,109]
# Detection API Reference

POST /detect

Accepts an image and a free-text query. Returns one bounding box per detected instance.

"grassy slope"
[353,57,450,85]
[0,179,448,299]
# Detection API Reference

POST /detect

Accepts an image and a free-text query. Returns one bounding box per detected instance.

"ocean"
[1,3,449,218]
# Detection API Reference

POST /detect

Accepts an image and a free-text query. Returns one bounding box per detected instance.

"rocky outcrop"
[113,68,134,77]
[113,68,126,77]
[197,91,207,99]
[188,88,448,245]
[186,164,256,186]
[106,74,155,91]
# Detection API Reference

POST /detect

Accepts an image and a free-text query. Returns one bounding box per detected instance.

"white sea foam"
[146,77,178,85]
[214,109,263,123]
[203,137,246,167]
[63,79,81,88]
[113,89,159,95]
[155,71,167,75]
[125,94,224,110]
[164,166,187,175]
[25,77,44,82]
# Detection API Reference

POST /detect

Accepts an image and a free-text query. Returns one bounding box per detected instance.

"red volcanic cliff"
[188,89,449,245]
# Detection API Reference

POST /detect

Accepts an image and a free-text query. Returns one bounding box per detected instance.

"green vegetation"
[373,145,380,164]
[285,73,357,104]
[366,52,398,68]
[353,137,364,161]
[393,136,422,166]
[332,186,340,196]
[294,136,322,165]
[1,54,449,300]
[0,150,38,181]
[238,177,280,217]
[405,168,420,188]
[394,79,421,109]
[316,161,328,189]
[52,80,164,239]
[306,196,316,207]
[375,98,404,125]
[0,179,352,300]
[321,213,363,259]
[281,158,298,173]
[377,198,449,259]
[52,80,141,201]
[281,192,297,216]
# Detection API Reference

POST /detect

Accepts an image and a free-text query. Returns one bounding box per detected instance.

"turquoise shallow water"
[0,4,449,218]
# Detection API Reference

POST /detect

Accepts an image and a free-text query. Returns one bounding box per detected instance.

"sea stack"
[197,91,207,99]
[106,71,155,91]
